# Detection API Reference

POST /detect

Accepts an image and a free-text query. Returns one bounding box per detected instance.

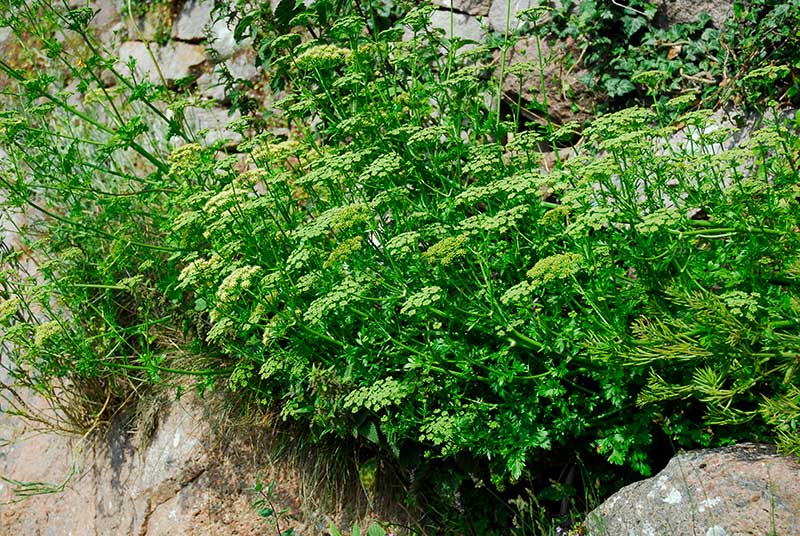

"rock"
[197,48,261,102]
[196,71,227,101]
[584,443,800,536]
[657,0,733,29]
[432,0,492,17]
[173,0,246,61]
[0,393,268,534]
[125,2,173,42]
[172,0,214,41]
[488,0,560,33]
[500,35,594,125]
[0,386,392,534]
[118,41,206,85]
[181,106,243,147]
[429,9,487,45]
[158,41,207,82]
[78,0,123,41]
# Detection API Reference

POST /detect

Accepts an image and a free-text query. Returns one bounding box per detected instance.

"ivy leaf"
[603,76,636,97]
[622,15,647,38]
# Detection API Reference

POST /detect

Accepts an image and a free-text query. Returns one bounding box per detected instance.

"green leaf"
[275,0,301,28]
[366,524,387,536]
[364,422,379,444]
[603,77,636,97]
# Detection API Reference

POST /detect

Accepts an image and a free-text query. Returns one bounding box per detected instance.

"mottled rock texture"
[501,35,594,124]
[657,0,733,29]
[0,393,335,535]
[428,9,488,44]
[584,443,800,536]
[432,0,492,17]
[118,40,206,85]
[173,0,245,60]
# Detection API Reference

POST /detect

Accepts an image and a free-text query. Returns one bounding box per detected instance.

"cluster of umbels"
[400,286,442,317]
[154,9,800,479]
[343,376,410,413]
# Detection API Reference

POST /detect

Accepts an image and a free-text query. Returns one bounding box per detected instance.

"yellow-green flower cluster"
[293,203,371,241]
[385,230,421,257]
[83,85,122,106]
[203,185,247,217]
[720,291,761,321]
[34,320,62,348]
[286,243,316,271]
[251,139,302,165]
[539,205,570,226]
[500,280,535,305]
[666,93,697,113]
[343,376,409,412]
[407,125,449,147]
[361,152,402,183]
[324,236,364,268]
[584,106,657,143]
[0,115,26,142]
[332,72,366,90]
[455,171,542,206]
[506,131,544,153]
[420,407,475,456]
[423,234,468,265]
[294,44,353,71]
[463,143,503,178]
[370,187,407,210]
[566,206,616,236]
[0,297,21,324]
[297,271,322,293]
[526,252,583,288]
[118,274,145,291]
[261,315,285,347]
[303,275,371,325]
[177,253,224,289]
[400,286,442,316]
[215,265,261,305]
[168,143,205,178]
[635,207,681,234]
[458,205,528,236]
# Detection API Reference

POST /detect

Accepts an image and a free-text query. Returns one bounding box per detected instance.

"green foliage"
[329,520,387,536]
[252,479,296,536]
[548,0,800,109]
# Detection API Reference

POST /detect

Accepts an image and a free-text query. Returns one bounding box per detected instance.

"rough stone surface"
[501,35,594,124]
[429,9,487,45]
[584,443,800,536]
[488,0,558,33]
[182,106,243,147]
[196,71,227,101]
[118,41,206,85]
[0,388,372,534]
[658,0,733,29]
[173,0,245,60]
[432,0,492,17]
[173,0,215,41]
[126,3,174,42]
[197,48,261,101]
[0,394,271,534]
[79,0,124,42]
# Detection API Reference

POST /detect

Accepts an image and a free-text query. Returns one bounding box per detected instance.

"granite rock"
[584,443,800,536]
[118,40,206,85]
